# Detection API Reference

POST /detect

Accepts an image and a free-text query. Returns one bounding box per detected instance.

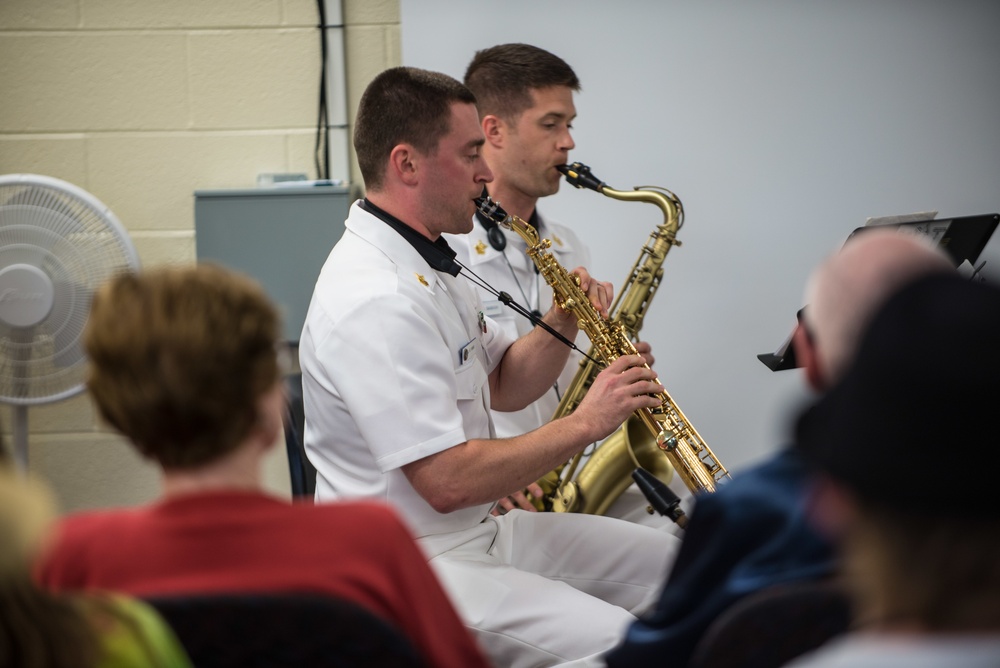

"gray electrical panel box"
[194,185,353,343]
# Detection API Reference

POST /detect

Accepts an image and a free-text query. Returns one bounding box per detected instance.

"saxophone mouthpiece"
[557,162,606,193]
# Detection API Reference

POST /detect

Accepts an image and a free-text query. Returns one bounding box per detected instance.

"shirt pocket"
[454,355,487,402]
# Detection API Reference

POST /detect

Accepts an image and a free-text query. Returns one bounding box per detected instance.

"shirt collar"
[359,198,461,276]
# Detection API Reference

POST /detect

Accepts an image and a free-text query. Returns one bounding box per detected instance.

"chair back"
[283,372,316,498]
[145,592,426,668]
[688,581,851,668]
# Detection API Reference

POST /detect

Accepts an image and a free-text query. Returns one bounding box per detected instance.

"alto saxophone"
[475,164,730,514]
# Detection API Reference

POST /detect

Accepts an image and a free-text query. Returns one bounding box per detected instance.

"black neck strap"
[361,200,592,365]
[360,198,461,276]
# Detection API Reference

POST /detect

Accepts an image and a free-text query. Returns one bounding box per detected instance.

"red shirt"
[35,490,489,668]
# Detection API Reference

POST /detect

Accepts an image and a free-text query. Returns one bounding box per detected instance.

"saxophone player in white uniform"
[301,66,681,668]
[445,43,676,525]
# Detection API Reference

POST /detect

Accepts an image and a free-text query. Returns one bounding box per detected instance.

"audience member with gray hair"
[608,228,955,668]
[788,272,1000,668]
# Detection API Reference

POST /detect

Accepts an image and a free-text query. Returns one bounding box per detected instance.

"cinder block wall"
[0,0,401,511]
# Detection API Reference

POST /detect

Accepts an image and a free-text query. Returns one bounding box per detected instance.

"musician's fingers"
[508,490,538,512]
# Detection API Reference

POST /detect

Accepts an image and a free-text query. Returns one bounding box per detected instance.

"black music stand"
[757,212,999,371]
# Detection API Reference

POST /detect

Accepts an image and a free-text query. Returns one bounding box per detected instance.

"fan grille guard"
[0,174,140,405]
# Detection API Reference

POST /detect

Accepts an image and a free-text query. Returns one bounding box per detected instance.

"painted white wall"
[401,0,1000,472]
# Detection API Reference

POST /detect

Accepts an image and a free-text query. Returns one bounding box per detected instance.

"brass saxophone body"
[475,164,729,512]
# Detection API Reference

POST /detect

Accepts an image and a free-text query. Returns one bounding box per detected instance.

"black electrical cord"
[456,260,601,367]
[314,0,329,180]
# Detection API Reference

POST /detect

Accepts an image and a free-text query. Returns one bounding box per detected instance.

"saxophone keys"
[657,429,678,451]
[552,481,581,513]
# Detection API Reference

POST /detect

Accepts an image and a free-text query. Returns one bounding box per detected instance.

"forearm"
[406,356,662,513]
[490,309,581,411]
[403,415,600,512]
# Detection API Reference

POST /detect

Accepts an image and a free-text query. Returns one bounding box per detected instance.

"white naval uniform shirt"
[444,214,590,439]
[300,201,514,538]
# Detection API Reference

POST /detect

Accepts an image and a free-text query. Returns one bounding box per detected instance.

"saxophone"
[475,164,730,514]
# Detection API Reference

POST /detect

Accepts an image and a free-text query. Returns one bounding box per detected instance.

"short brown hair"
[464,43,580,122]
[84,264,281,470]
[354,66,476,191]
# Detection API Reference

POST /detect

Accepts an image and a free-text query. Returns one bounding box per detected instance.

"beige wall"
[0,0,401,511]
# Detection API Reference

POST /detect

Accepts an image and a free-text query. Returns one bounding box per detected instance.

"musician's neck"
[486,183,537,224]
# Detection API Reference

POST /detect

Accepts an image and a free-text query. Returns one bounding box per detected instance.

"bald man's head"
[803,229,954,387]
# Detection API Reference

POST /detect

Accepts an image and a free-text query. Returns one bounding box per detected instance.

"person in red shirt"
[35,263,489,668]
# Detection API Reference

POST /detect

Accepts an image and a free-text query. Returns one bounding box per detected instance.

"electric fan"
[0,174,140,471]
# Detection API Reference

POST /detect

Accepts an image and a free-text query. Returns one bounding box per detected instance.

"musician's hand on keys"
[635,340,655,369]
[575,355,663,442]
[570,266,614,319]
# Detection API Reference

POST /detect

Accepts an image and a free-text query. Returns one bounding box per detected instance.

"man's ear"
[793,323,826,391]
[254,382,285,453]
[482,115,506,148]
[389,144,419,186]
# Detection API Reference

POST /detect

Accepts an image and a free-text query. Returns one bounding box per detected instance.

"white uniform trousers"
[423,510,679,668]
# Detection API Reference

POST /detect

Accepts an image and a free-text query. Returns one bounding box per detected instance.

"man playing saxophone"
[445,43,673,525]
[300,66,681,668]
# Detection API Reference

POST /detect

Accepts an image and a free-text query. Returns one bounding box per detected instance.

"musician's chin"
[457,208,476,234]
[538,181,560,199]
[541,169,563,195]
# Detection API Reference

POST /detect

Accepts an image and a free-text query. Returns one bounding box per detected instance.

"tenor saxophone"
[475,165,729,514]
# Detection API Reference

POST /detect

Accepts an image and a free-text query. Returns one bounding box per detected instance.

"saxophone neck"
[598,184,683,237]
[557,162,683,236]
[474,193,541,247]
[500,212,543,248]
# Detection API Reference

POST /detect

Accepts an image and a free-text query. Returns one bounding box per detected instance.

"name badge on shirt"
[482,299,504,318]
[458,338,480,365]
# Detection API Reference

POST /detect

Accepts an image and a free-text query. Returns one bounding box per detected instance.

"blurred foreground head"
[796,274,1000,630]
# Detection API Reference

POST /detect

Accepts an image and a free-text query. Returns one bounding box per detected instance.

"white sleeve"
[320,293,474,472]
